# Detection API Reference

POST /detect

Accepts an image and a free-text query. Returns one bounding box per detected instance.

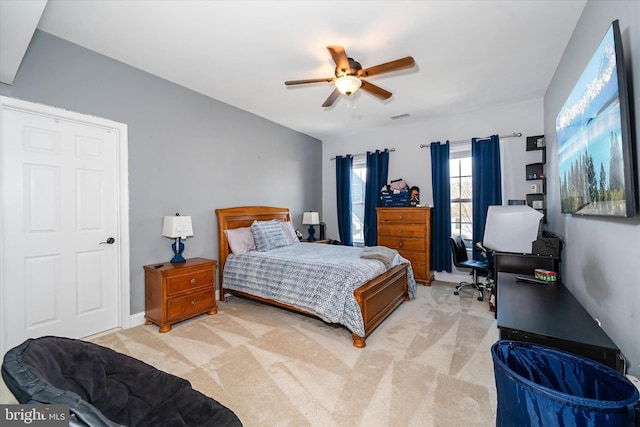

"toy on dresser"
[380,179,420,207]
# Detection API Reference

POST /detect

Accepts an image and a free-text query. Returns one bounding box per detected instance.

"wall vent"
[390,113,410,120]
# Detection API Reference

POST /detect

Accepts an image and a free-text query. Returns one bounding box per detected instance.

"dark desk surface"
[497,273,619,352]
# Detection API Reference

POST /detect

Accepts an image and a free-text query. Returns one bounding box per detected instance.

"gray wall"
[0,30,322,315]
[544,0,640,377]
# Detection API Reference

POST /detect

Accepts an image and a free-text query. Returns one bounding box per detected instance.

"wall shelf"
[525,135,546,222]
[526,163,545,180]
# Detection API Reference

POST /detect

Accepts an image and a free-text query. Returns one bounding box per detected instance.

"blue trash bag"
[491,340,639,427]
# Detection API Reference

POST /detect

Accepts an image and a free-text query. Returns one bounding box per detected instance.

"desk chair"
[449,235,491,301]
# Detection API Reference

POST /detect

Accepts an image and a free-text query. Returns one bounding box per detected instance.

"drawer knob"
[399,215,403,220]
[399,241,404,247]
[190,278,196,285]
[190,300,196,306]
[398,229,403,233]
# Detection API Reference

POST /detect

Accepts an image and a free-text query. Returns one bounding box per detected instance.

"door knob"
[99,237,115,245]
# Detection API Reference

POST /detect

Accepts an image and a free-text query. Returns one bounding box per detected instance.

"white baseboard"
[129,311,146,327]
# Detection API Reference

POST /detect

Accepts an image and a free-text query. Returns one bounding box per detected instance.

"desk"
[497,272,623,372]
[494,251,559,276]
[493,252,559,318]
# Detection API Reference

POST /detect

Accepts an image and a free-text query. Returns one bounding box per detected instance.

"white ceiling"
[2,0,587,140]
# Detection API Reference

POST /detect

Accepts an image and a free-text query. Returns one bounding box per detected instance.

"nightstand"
[301,239,330,244]
[144,257,217,333]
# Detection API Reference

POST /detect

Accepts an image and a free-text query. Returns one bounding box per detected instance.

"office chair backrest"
[449,236,469,267]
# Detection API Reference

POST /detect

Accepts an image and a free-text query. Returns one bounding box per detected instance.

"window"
[450,153,473,248]
[351,155,366,244]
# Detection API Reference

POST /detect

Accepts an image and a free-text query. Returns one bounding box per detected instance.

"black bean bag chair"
[1,336,242,427]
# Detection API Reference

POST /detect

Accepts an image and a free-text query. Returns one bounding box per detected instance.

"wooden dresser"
[377,207,434,284]
[144,257,217,332]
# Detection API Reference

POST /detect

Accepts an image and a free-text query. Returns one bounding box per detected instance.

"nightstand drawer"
[167,289,214,322]
[378,223,425,237]
[166,269,213,296]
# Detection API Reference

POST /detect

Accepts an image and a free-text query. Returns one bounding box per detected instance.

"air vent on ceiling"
[390,113,410,120]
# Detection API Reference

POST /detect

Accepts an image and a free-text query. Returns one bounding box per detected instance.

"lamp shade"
[335,76,361,95]
[302,212,320,225]
[162,215,193,239]
[483,206,542,253]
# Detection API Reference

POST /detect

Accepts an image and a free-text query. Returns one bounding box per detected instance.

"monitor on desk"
[483,205,543,253]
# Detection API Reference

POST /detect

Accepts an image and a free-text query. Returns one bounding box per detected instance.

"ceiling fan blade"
[327,45,350,72]
[360,80,392,100]
[285,77,334,86]
[322,88,341,107]
[358,56,415,78]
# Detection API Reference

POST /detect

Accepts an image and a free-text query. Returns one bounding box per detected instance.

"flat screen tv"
[556,20,636,217]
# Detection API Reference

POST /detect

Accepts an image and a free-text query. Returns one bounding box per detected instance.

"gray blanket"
[360,245,399,269]
[223,243,416,337]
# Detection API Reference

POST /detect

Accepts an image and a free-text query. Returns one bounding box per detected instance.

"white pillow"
[251,219,289,252]
[224,227,256,255]
[281,221,299,245]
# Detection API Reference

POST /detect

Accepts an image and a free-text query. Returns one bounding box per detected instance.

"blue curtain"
[472,135,502,260]
[335,155,353,246]
[364,149,389,246]
[430,141,452,272]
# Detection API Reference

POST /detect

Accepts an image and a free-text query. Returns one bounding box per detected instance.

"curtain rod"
[419,132,522,148]
[330,148,395,161]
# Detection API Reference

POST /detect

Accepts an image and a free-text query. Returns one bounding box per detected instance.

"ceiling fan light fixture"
[335,76,362,96]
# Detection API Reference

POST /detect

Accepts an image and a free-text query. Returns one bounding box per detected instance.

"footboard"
[352,263,409,348]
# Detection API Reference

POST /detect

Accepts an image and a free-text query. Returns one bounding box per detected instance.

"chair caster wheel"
[477,297,484,302]
[454,291,459,295]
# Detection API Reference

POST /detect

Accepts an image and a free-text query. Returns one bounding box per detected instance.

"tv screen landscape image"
[556,20,636,217]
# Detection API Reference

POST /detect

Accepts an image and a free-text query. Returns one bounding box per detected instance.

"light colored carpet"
[3,280,500,426]
[99,280,498,426]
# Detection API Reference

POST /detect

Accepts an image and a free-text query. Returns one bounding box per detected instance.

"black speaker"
[319,222,326,240]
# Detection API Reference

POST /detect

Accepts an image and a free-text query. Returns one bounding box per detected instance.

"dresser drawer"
[397,250,424,266]
[377,209,426,224]
[378,236,425,252]
[167,289,215,322]
[410,263,426,280]
[396,250,425,278]
[166,268,214,296]
[378,223,425,238]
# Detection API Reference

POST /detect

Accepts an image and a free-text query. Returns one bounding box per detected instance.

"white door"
[0,97,130,354]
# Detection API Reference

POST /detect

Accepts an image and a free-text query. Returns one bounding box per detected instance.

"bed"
[215,206,416,348]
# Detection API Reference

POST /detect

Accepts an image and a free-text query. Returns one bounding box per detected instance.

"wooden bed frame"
[215,206,410,348]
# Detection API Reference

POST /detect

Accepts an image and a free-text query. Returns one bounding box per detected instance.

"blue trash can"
[491,340,639,427]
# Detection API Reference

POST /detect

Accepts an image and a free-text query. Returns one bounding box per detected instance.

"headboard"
[215,206,291,300]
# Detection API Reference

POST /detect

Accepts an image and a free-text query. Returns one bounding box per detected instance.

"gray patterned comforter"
[222,243,416,337]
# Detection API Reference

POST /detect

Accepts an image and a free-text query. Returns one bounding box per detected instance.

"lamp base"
[170,239,186,263]
[307,225,316,242]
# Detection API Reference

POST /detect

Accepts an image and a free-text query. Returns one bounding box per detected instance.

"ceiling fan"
[284,45,415,107]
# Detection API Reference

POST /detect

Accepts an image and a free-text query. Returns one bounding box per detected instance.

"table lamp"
[162,213,193,263]
[302,211,320,241]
